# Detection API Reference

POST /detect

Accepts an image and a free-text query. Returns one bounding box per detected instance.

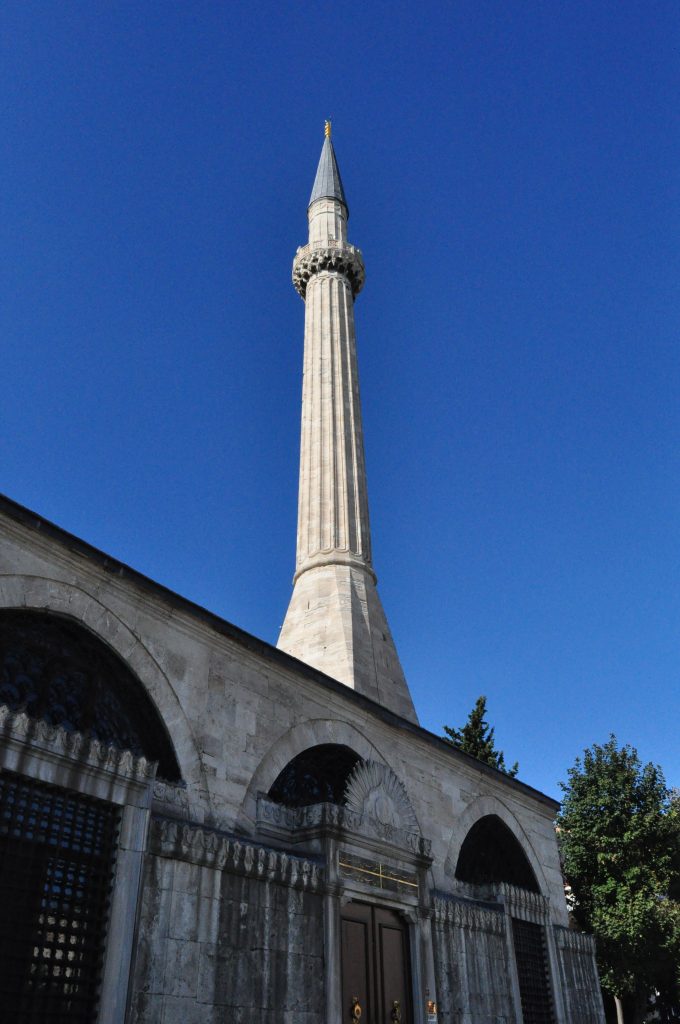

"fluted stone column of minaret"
[277,126,418,724]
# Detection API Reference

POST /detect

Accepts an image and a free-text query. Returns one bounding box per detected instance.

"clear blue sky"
[2,2,678,800]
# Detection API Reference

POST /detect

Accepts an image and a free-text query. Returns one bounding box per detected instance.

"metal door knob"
[391,1000,402,1022]
[351,996,362,1022]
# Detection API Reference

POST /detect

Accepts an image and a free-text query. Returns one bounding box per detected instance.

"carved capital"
[293,242,365,299]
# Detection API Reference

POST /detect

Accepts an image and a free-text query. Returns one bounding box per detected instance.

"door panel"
[341,909,374,1024]
[377,912,410,1022]
[341,903,412,1024]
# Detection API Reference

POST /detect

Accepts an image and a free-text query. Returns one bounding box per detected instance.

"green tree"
[443,695,518,777]
[558,737,680,1024]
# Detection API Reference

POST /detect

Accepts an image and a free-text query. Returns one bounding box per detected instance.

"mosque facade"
[0,128,605,1024]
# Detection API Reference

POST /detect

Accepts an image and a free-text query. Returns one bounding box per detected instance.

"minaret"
[277,124,418,724]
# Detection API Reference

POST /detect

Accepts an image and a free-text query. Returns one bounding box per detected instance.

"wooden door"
[341,902,412,1024]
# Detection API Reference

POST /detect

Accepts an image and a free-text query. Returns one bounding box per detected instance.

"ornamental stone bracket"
[293,242,365,299]
[150,815,324,891]
[256,792,432,862]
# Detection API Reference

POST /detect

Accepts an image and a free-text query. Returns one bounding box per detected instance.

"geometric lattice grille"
[0,770,119,1024]
[268,744,362,807]
[0,609,181,781]
[511,917,555,1024]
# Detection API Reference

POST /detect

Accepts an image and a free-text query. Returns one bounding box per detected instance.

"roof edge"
[0,493,559,812]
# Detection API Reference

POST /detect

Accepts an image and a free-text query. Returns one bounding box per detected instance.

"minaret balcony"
[292,241,365,299]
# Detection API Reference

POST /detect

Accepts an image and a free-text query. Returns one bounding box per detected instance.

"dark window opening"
[455,814,539,892]
[268,744,362,807]
[0,610,181,781]
[0,770,120,1023]
[512,917,555,1023]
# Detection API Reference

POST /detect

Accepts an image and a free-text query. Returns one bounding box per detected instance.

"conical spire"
[309,128,348,211]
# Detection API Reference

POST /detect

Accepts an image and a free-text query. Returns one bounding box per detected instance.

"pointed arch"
[0,575,203,787]
[239,718,395,829]
[445,793,549,896]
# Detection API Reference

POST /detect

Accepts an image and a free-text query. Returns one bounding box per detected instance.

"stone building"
[0,127,605,1024]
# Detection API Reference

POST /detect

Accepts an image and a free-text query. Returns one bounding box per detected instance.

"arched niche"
[239,718,389,828]
[268,743,362,807]
[0,608,181,781]
[455,814,539,892]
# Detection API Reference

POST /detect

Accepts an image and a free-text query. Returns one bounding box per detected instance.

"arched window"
[455,814,539,892]
[268,744,362,807]
[0,610,181,781]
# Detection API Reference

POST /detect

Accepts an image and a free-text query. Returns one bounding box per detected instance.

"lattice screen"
[512,916,555,1024]
[0,770,119,1023]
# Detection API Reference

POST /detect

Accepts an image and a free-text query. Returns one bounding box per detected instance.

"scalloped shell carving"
[343,760,419,835]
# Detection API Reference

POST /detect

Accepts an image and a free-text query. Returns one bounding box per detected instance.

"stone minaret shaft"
[277,130,417,724]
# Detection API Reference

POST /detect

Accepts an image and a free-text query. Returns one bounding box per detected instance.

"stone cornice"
[150,816,324,891]
[293,241,365,299]
[0,703,157,783]
[433,892,506,935]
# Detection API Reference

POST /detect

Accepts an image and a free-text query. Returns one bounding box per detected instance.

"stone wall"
[0,512,570,923]
[129,819,325,1024]
[554,927,606,1024]
[432,895,518,1023]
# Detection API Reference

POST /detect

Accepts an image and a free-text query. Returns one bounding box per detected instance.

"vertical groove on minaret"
[331,275,340,551]
[336,275,348,552]
[321,274,331,552]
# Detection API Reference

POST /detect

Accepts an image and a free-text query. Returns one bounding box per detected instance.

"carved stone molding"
[344,760,419,834]
[0,702,157,783]
[554,926,596,954]
[293,243,365,298]
[150,816,324,891]
[256,793,432,860]
[152,779,197,820]
[433,893,506,936]
[440,877,550,922]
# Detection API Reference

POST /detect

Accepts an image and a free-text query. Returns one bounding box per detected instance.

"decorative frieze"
[433,893,506,935]
[152,778,195,819]
[491,882,550,921]
[256,793,432,859]
[0,702,157,782]
[554,926,596,954]
[150,816,324,891]
[293,242,365,298]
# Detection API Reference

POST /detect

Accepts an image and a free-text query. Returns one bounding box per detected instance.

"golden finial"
[324,119,331,139]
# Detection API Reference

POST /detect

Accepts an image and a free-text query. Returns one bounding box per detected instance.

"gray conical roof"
[309,136,348,211]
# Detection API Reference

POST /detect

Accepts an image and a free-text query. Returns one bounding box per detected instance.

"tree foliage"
[558,737,680,1023]
[443,695,518,777]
